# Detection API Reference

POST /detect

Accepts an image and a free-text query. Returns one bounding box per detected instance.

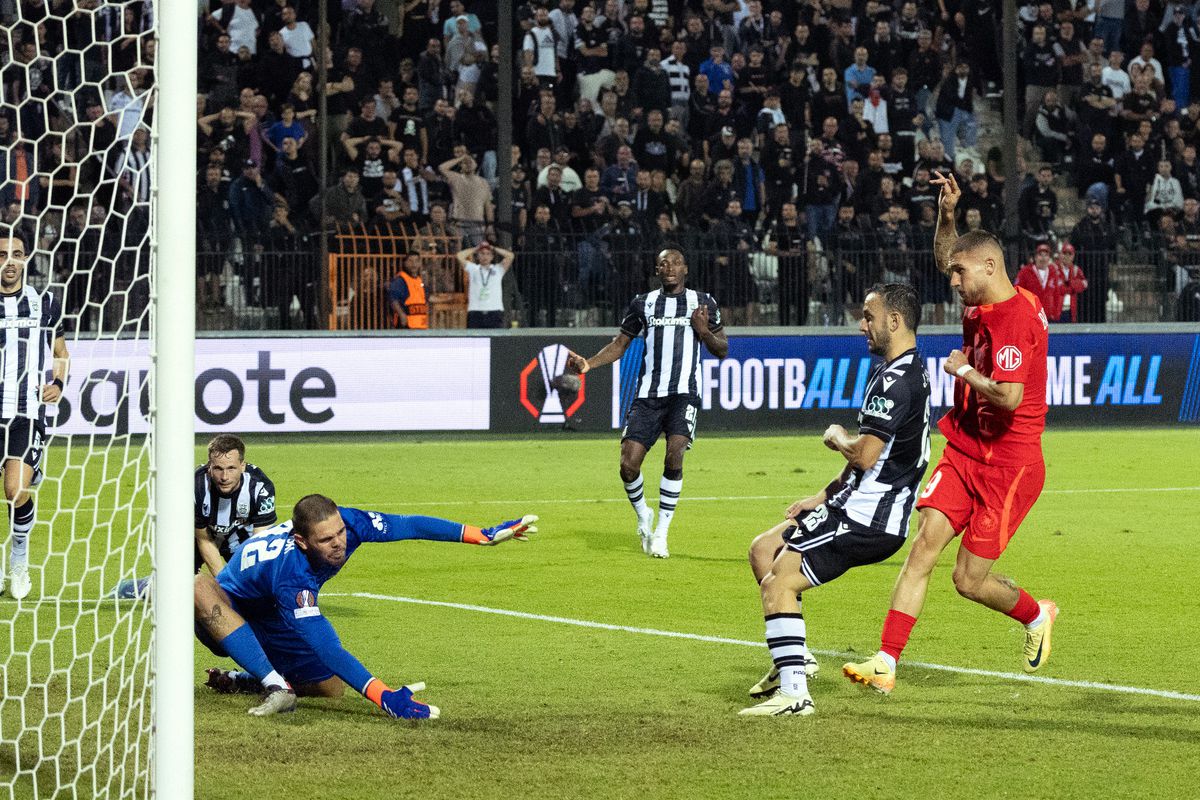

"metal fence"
[193,226,1200,331]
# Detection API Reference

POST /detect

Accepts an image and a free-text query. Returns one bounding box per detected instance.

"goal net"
[0,1,169,797]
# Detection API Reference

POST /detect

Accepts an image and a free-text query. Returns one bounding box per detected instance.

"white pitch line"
[319,485,1200,509]
[325,591,1200,705]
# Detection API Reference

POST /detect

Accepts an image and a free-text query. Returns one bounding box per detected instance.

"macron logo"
[995,346,1022,372]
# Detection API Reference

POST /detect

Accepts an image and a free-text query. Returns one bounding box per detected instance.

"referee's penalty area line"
[325,591,1200,705]
[356,486,1200,509]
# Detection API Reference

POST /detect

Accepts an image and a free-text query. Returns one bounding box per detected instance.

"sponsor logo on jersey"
[368,511,386,532]
[646,315,693,328]
[518,344,587,423]
[996,345,1022,372]
[863,395,894,420]
[260,495,275,514]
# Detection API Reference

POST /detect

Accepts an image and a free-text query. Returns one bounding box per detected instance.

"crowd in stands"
[10,0,1200,329]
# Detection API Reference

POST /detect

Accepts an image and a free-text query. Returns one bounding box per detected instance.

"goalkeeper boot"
[479,515,539,544]
[1022,600,1059,673]
[9,564,31,601]
[205,668,261,695]
[636,507,654,555]
[738,690,815,717]
[248,685,297,717]
[842,652,896,695]
[749,654,819,698]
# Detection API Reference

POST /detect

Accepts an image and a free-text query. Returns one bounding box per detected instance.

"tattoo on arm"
[201,604,224,627]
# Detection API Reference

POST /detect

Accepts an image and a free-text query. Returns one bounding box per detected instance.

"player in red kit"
[843,171,1058,694]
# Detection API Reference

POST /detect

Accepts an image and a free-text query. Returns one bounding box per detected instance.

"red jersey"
[939,287,1049,467]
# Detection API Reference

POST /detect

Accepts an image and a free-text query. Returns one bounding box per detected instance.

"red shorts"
[915,445,1045,560]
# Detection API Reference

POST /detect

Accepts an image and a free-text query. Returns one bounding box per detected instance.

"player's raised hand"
[566,350,590,374]
[944,349,970,376]
[822,424,847,451]
[930,170,961,214]
[380,682,440,720]
[478,514,539,545]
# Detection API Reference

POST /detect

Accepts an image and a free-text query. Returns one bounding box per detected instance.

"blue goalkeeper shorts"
[195,595,335,687]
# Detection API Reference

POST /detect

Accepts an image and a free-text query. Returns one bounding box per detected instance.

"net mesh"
[0,1,157,797]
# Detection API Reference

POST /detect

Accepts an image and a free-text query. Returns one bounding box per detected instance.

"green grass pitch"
[6,429,1200,799]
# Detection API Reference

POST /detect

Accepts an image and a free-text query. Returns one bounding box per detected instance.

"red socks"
[880,610,917,661]
[1006,589,1040,625]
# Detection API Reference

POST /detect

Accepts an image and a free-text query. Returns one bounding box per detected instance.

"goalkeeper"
[194,493,537,718]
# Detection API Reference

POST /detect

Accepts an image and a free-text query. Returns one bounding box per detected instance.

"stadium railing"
[191,227,1200,331]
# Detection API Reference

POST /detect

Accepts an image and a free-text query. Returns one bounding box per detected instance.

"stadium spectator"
[710,197,758,324]
[458,241,515,328]
[229,159,274,242]
[765,201,807,325]
[1070,198,1118,322]
[1145,158,1185,222]
[1075,132,1115,206]
[1023,24,1060,139]
[935,62,978,163]
[388,252,429,329]
[1054,244,1089,323]
[1015,243,1064,322]
[439,151,492,244]
[1019,165,1059,246]
[311,167,367,227]
[278,5,315,70]
[1114,131,1155,220]
[600,144,638,200]
[522,204,568,327]
[523,6,560,88]
[1033,89,1074,166]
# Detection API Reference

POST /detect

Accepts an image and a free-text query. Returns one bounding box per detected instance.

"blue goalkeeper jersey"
[217,507,470,695]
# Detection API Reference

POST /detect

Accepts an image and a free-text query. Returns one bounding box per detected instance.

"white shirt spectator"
[226,5,260,55]
[1101,64,1131,99]
[464,262,505,312]
[548,6,578,59]
[537,164,582,191]
[524,25,558,79]
[280,20,315,62]
[1145,173,1184,214]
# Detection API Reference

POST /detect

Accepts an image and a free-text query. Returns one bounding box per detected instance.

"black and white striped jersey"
[0,287,63,421]
[620,288,723,400]
[193,464,278,558]
[828,348,931,537]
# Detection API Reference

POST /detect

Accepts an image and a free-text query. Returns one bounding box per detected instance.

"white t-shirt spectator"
[464,262,505,312]
[280,21,315,62]
[1101,65,1131,99]
[1128,55,1164,86]
[226,6,259,55]
[524,25,558,79]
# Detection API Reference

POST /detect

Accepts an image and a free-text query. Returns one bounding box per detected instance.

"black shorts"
[1,416,46,480]
[783,504,905,586]
[621,395,699,449]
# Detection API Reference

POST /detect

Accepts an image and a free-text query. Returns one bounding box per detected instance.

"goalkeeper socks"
[10,498,33,569]
[765,612,808,697]
[655,469,682,534]
[880,609,917,663]
[1007,588,1042,626]
[221,623,288,690]
[623,474,651,518]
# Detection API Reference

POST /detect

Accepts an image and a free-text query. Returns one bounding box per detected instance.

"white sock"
[623,474,651,518]
[765,614,808,697]
[262,670,289,691]
[655,476,682,534]
[878,652,897,671]
[1025,607,1047,629]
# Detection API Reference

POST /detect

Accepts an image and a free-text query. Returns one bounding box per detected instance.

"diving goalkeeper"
[194,493,538,718]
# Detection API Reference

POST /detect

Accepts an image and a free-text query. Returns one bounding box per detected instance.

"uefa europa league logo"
[518,344,586,423]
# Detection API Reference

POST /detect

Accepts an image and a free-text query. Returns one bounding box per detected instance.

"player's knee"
[952,567,985,601]
[759,572,792,611]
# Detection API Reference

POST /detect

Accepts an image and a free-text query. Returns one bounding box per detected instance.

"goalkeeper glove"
[478,514,539,545]
[380,682,440,720]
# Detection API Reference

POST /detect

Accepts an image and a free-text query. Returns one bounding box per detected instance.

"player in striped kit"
[0,236,69,600]
[567,248,728,558]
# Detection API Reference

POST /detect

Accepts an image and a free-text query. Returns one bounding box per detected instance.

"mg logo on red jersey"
[519,344,587,423]
[996,345,1022,372]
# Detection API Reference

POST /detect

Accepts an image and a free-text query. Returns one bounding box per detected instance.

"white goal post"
[155,1,197,799]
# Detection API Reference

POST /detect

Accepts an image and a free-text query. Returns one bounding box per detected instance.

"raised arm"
[930,170,961,276]
[492,244,515,270]
[567,331,634,374]
[342,507,538,545]
[944,349,1024,411]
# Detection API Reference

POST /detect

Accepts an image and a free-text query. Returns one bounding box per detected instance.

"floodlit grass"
[6,431,1200,799]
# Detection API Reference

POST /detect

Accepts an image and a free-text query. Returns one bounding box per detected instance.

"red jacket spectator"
[1015,243,1065,321]
[1054,244,1089,323]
